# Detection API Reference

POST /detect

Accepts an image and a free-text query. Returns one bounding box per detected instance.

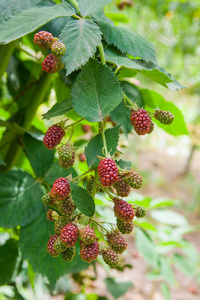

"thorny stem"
[98,42,106,65]
[101,122,108,157]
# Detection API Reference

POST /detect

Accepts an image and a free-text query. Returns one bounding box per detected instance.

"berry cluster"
[43,124,65,150]
[98,158,118,186]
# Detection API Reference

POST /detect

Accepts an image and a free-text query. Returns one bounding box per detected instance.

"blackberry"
[135,206,146,218]
[106,231,127,254]
[47,234,59,257]
[51,41,66,57]
[61,247,76,262]
[42,54,63,73]
[101,249,119,268]
[147,121,154,134]
[54,217,68,235]
[130,108,151,135]
[57,197,75,218]
[113,173,131,197]
[43,124,65,150]
[127,171,143,189]
[79,226,97,245]
[41,193,54,205]
[113,198,135,222]
[80,240,99,263]
[154,109,175,125]
[58,143,75,169]
[34,31,54,49]
[117,218,134,234]
[51,177,71,201]
[98,158,118,186]
[54,236,67,254]
[60,223,79,247]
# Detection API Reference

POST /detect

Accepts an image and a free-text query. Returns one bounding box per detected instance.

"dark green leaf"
[53,76,71,103]
[99,21,157,63]
[44,161,77,185]
[24,133,54,178]
[104,277,133,299]
[41,16,73,38]
[0,170,43,227]
[60,19,102,75]
[115,159,132,170]
[42,98,73,119]
[19,208,89,287]
[69,182,95,217]
[0,239,18,285]
[77,0,113,16]
[0,4,75,44]
[71,59,123,122]
[85,126,120,168]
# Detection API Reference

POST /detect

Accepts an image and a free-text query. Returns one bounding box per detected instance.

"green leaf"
[19,208,89,287]
[150,210,188,226]
[0,157,6,166]
[24,133,54,178]
[0,170,43,228]
[140,89,189,136]
[69,182,95,217]
[104,277,133,299]
[115,159,131,170]
[77,0,113,16]
[160,283,170,300]
[0,239,18,285]
[134,219,156,231]
[59,19,102,75]
[71,59,123,122]
[44,161,77,185]
[0,3,75,44]
[99,22,157,63]
[135,228,158,268]
[42,98,73,119]
[159,257,175,286]
[149,198,174,209]
[85,126,120,168]
[173,254,195,277]
[65,293,87,300]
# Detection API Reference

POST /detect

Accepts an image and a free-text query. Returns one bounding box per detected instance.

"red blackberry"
[43,124,65,150]
[154,109,175,125]
[47,234,59,257]
[127,171,143,189]
[41,193,54,205]
[79,226,97,245]
[147,121,154,134]
[106,231,127,254]
[61,247,76,262]
[60,223,79,247]
[57,197,74,218]
[54,217,68,235]
[130,108,151,135]
[58,143,75,169]
[34,31,54,49]
[117,218,134,234]
[42,54,63,73]
[51,177,71,201]
[98,158,118,186]
[101,249,119,268]
[135,206,146,218]
[113,173,131,197]
[51,41,66,56]
[54,236,67,254]
[80,240,99,263]
[113,198,135,223]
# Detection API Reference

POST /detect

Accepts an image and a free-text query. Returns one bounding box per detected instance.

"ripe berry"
[57,197,75,218]
[98,158,118,186]
[58,143,75,169]
[61,247,76,262]
[130,108,151,135]
[34,31,54,49]
[60,223,79,247]
[154,109,175,125]
[113,173,131,197]
[101,249,119,268]
[54,236,67,254]
[80,240,99,263]
[51,41,66,57]
[51,177,71,201]
[106,231,127,254]
[127,171,143,189]
[79,226,97,245]
[135,206,146,218]
[147,121,154,134]
[113,198,135,222]
[42,54,63,73]
[41,193,54,205]
[47,234,59,257]
[43,124,65,150]
[117,218,134,234]
[54,217,68,235]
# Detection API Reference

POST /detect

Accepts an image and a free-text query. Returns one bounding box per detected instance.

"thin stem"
[92,168,98,199]
[67,126,74,143]
[65,118,85,129]
[101,122,108,157]
[91,219,109,233]
[115,66,121,75]
[98,42,106,65]
[72,14,81,19]
[71,169,91,181]
[68,0,81,15]
[124,94,134,108]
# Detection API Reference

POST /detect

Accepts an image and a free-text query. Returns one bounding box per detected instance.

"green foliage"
[104,277,133,299]
[43,98,73,119]
[44,161,77,185]
[77,0,113,16]
[150,210,188,226]
[0,239,18,285]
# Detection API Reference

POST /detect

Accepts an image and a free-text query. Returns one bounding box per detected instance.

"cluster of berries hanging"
[34,31,65,73]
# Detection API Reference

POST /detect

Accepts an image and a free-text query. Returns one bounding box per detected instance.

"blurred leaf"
[0,157,6,166]
[115,159,132,170]
[173,254,195,277]
[150,210,188,226]
[0,239,18,285]
[149,198,174,209]
[70,182,95,217]
[134,220,156,231]
[53,76,71,103]
[105,13,129,23]
[42,98,73,119]
[160,282,170,300]
[65,293,87,300]
[159,257,175,286]
[44,161,77,185]
[0,170,43,228]
[77,0,113,16]
[24,133,54,178]
[104,277,133,299]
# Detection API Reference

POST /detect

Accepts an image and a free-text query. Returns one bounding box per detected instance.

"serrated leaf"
[71,59,123,122]
[85,126,120,168]
[76,0,113,16]
[43,98,73,119]
[24,133,54,178]
[0,239,18,285]
[0,3,75,44]
[59,19,102,75]
[140,89,189,136]
[19,208,89,287]
[104,277,133,299]
[69,182,95,217]
[0,170,43,228]
[115,159,131,170]
[99,21,157,63]
[44,161,78,185]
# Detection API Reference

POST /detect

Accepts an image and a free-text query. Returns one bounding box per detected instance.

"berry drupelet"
[106,231,127,254]
[43,124,65,150]
[79,226,97,245]
[130,108,151,135]
[42,54,63,74]
[113,198,135,223]
[80,240,99,263]
[51,177,71,201]
[98,158,118,186]
[60,223,79,247]
[117,218,134,234]
[101,248,119,268]
[34,31,54,49]
[47,234,59,257]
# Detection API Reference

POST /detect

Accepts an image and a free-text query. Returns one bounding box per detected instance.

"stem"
[101,122,108,157]
[71,169,91,181]
[68,0,81,15]
[124,94,134,108]
[0,42,16,81]
[92,168,98,198]
[65,118,85,129]
[98,43,106,65]
[91,219,109,233]
[115,66,121,75]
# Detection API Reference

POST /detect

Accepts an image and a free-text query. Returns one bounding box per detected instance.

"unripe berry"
[86,175,95,194]
[54,236,67,254]
[127,170,143,189]
[135,206,146,218]
[106,231,127,254]
[60,223,79,247]
[47,234,59,257]
[34,31,54,49]
[42,54,63,73]
[54,217,68,235]
[51,177,71,201]
[113,173,131,197]
[61,247,76,262]
[41,193,54,205]
[51,41,66,57]
[80,240,99,263]
[117,218,134,234]
[79,226,97,245]
[130,108,151,135]
[113,198,135,223]
[98,158,118,187]
[43,124,65,150]
[58,143,75,169]
[101,249,119,268]
[147,121,154,134]
[154,109,175,125]
[57,197,75,218]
